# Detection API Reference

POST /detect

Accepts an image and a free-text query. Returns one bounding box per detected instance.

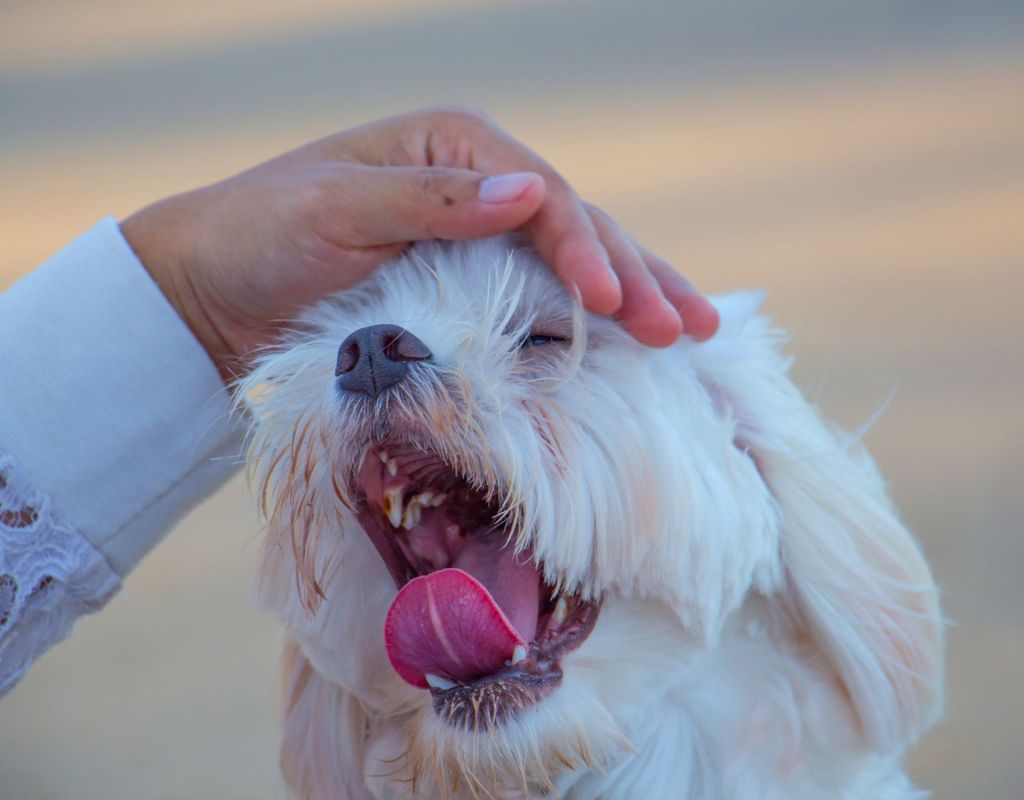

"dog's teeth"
[401,499,422,530]
[425,673,456,692]
[411,491,446,509]
[387,458,398,477]
[383,487,404,528]
[378,450,389,463]
[552,596,569,624]
[510,645,528,665]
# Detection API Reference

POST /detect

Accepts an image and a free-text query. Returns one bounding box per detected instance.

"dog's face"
[242,238,942,798]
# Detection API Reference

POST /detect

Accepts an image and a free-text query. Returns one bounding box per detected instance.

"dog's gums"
[354,442,600,729]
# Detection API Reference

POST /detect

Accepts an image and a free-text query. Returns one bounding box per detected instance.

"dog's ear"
[701,295,943,752]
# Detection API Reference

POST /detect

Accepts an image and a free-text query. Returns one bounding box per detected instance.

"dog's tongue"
[385,567,536,689]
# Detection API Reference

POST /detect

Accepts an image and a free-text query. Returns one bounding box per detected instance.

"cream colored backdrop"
[1,1,1022,797]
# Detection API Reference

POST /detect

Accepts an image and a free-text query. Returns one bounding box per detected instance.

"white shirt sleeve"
[0,218,244,694]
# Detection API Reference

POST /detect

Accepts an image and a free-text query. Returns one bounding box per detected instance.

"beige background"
[1,1,1022,797]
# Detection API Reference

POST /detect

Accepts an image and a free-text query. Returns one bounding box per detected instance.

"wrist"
[121,195,234,383]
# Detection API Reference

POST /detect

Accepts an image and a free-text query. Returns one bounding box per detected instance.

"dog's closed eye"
[519,332,570,349]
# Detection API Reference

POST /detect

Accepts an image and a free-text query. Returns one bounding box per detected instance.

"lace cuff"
[0,454,121,696]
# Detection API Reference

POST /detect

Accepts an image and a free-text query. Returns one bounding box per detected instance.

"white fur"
[239,237,943,799]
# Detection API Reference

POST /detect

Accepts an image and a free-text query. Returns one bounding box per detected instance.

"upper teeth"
[401,499,422,530]
[382,487,446,529]
[377,450,401,478]
[382,487,404,528]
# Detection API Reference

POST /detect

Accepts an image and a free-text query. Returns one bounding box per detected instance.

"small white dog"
[240,237,943,799]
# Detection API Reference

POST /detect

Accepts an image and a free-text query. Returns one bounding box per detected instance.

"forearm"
[0,218,243,693]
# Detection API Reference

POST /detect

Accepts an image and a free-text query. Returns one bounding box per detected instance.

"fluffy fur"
[239,237,943,799]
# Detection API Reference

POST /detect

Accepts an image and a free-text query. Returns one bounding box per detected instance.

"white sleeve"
[0,218,244,695]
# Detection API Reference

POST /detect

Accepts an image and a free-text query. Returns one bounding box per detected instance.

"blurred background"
[1,1,1021,797]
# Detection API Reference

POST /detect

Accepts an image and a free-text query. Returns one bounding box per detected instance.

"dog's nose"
[335,324,432,397]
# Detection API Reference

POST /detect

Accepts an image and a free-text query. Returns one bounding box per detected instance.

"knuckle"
[286,174,331,226]
[411,167,461,203]
[437,102,493,122]
[423,103,496,131]
[583,202,610,222]
[584,203,618,235]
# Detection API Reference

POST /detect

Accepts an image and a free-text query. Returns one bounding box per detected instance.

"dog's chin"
[350,438,601,732]
[363,597,694,799]
[391,681,627,799]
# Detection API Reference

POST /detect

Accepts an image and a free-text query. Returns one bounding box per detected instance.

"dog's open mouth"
[354,441,599,728]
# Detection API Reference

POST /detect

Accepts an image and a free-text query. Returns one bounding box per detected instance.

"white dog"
[239,237,943,799]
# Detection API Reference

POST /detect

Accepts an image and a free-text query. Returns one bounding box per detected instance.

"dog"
[239,236,943,799]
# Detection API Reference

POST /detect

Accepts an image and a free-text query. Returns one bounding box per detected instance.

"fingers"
[584,207,683,347]
[632,242,720,342]
[525,194,624,318]
[416,110,624,316]
[586,205,720,345]
[315,107,718,345]
[310,164,545,245]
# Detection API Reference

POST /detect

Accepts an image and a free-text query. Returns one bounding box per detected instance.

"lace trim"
[0,454,121,696]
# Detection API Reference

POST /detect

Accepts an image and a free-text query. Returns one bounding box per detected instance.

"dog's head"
[241,238,942,798]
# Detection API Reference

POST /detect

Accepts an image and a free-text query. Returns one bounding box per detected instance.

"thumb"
[321,165,545,246]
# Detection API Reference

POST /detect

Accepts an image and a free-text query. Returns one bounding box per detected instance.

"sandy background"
[1,1,1022,797]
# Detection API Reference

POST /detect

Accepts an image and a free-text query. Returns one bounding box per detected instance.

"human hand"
[121,106,718,380]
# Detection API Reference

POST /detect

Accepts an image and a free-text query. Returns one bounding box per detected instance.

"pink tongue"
[385,568,533,688]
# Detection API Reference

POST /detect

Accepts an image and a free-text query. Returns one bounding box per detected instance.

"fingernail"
[478,172,540,203]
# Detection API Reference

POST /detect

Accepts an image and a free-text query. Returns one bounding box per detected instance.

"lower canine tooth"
[510,645,528,665]
[553,596,569,624]
[425,673,456,692]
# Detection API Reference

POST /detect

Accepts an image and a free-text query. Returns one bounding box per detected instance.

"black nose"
[335,324,432,397]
